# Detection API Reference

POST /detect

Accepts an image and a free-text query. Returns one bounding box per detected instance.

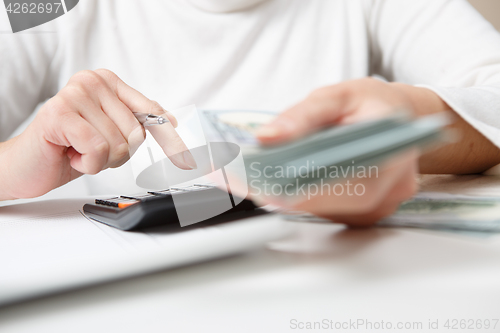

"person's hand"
[0,69,191,200]
[255,78,420,226]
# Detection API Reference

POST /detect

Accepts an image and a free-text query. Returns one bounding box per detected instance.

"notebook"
[0,198,288,305]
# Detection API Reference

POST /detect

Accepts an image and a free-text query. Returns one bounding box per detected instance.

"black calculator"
[83,184,261,231]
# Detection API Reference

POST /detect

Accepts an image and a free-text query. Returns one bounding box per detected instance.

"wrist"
[390,83,452,117]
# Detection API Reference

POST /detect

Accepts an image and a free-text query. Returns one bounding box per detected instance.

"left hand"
[255,78,421,226]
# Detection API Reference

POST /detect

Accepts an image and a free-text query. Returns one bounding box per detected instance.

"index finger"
[147,118,198,170]
[96,70,194,169]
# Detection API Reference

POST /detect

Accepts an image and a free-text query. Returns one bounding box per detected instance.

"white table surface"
[1,175,500,333]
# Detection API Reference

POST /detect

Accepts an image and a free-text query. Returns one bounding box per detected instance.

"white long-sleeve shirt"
[1,0,500,195]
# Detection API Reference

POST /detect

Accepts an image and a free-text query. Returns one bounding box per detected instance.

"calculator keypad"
[95,184,216,209]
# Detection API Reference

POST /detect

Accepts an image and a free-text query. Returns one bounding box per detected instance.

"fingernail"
[256,117,296,138]
[169,153,191,170]
[164,109,178,128]
[183,150,198,169]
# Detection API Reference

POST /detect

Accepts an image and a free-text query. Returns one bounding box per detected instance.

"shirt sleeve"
[368,0,500,148]
[0,17,60,141]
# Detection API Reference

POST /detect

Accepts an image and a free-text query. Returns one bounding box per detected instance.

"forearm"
[393,83,500,174]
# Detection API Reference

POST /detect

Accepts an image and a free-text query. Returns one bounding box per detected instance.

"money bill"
[379,193,500,232]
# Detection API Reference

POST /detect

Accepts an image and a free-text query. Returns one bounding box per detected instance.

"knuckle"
[309,84,352,102]
[85,140,109,175]
[43,96,71,118]
[114,142,130,160]
[332,84,352,100]
[309,86,332,99]
[109,145,130,169]
[128,124,146,144]
[148,100,164,115]
[61,84,90,101]
[92,141,110,166]
[70,70,106,90]
[94,68,118,82]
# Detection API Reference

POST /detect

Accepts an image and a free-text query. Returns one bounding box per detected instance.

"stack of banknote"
[202,109,450,196]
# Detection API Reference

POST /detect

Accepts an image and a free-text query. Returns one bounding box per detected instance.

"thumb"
[256,87,349,145]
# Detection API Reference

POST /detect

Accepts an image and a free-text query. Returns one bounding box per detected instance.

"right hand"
[0,69,190,200]
[254,79,420,226]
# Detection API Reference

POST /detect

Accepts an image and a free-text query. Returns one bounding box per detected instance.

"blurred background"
[469,0,500,30]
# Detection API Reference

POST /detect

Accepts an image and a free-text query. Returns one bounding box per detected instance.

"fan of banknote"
[201,109,452,204]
